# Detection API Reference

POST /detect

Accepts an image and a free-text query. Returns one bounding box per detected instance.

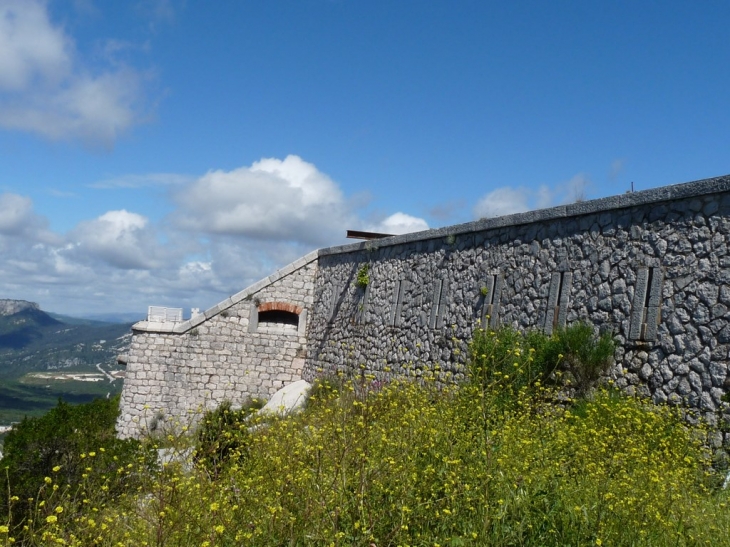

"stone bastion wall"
[116,254,317,438]
[119,174,730,444]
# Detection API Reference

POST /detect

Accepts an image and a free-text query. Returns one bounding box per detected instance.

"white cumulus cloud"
[0,193,37,235]
[70,210,165,270]
[473,173,592,219]
[0,0,148,145]
[0,192,57,242]
[367,212,429,235]
[473,187,531,219]
[174,155,354,246]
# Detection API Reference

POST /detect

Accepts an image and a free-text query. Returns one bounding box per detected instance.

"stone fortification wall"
[118,174,730,445]
[304,175,730,443]
[117,253,317,438]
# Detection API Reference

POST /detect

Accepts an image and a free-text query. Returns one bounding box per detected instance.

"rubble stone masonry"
[119,175,730,446]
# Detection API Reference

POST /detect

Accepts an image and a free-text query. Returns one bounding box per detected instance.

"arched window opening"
[258,309,299,328]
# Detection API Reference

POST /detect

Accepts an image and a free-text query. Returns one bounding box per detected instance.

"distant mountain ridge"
[0,298,131,373]
[0,299,133,424]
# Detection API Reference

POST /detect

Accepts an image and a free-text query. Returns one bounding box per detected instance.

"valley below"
[0,299,134,428]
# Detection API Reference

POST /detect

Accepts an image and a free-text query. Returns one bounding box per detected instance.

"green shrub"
[0,396,148,535]
[193,398,264,479]
[545,322,615,394]
[468,323,615,404]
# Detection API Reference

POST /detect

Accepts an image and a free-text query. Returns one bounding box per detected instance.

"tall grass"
[9,326,730,546]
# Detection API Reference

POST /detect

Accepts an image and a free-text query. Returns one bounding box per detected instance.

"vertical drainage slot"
[429,279,443,329]
[429,278,449,329]
[392,279,408,327]
[544,272,572,335]
[436,278,449,329]
[357,282,371,324]
[328,282,341,323]
[480,274,504,329]
[630,267,663,341]
[389,280,402,326]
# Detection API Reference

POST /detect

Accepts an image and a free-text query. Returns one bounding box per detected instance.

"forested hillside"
[0,300,132,425]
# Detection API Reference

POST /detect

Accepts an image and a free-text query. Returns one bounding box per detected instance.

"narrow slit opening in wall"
[328,283,341,323]
[549,272,563,330]
[553,272,565,330]
[358,282,371,324]
[644,267,655,310]
[481,274,497,328]
[556,272,572,331]
[391,279,407,327]
[637,268,654,331]
[544,271,571,335]
[643,267,663,341]
[429,279,443,329]
[258,310,299,328]
[629,266,663,341]
[435,278,449,329]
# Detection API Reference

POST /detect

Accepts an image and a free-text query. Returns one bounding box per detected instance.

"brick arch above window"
[257,302,303,315]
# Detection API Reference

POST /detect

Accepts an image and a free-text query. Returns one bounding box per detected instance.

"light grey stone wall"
[303,175,730,446]
[117,253,317,438]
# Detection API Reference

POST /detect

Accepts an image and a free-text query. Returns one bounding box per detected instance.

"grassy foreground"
[4,327,730,546]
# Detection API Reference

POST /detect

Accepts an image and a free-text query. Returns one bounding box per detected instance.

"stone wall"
[303,175,730,444]
[118,174,730,446]
[116,253,317,438]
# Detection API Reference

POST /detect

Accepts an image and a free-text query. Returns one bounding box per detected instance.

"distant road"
[95,363,115,383]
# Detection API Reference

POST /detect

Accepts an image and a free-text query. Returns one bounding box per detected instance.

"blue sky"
[0,0,728,316]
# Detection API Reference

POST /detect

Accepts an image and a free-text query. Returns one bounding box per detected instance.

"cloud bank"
[0,156,429,316]
[0,0,147,145]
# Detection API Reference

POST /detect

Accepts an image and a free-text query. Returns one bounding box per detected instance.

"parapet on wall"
[116,252,317,439]
[118,174,730,445]
[303,175,730,445]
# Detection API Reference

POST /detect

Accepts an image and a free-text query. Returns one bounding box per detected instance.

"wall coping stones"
[132,250,320,334]
[318,174,730,257]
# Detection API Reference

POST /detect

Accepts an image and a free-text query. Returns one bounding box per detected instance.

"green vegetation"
[0,396,149,540]
[194,398,264,479]
[355,263,370,288]
[3,324,730,546]
[0,376,121,427]
[468,322,615,401]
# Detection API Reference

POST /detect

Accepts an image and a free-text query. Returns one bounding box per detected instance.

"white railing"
[147,306,183,323]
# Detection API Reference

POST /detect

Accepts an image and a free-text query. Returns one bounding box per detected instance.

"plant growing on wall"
[355,264,370,289]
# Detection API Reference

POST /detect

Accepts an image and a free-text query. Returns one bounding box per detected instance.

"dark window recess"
[258,309,299,327]
[629,267,664,341]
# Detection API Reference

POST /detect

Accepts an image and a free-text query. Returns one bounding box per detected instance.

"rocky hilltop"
[0,299,40,316]
[0,298,41,315]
